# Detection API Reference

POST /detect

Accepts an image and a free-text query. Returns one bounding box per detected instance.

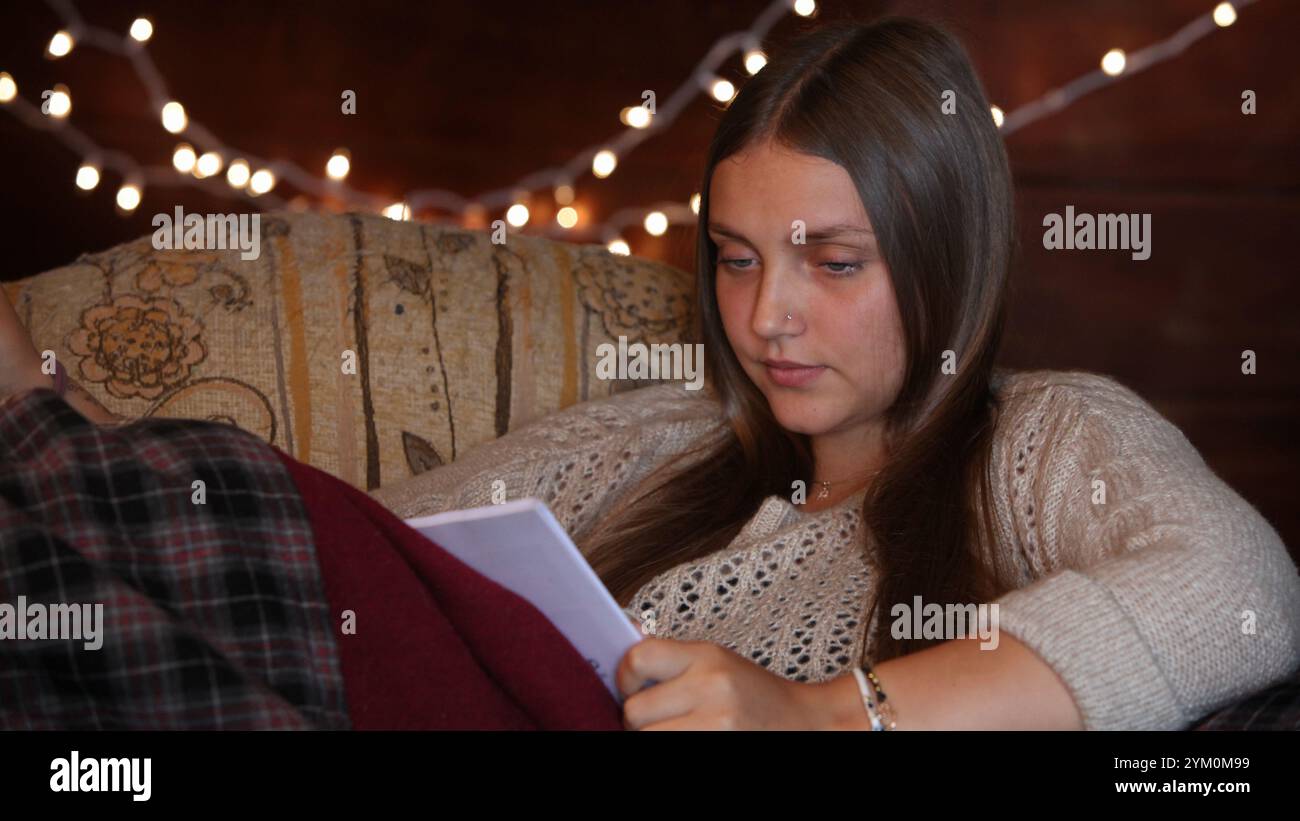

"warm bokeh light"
[249,169,276,195]
[991,105,1005,128]
[1101,48,1127,76]
[592,149,617,179]
[0,73,16,104]
[194,151,223,178]
[129,18,154,43]
[556,206,578,229]
[326,149,351,181]
[553,184,574,205]
[506,203,530,227]
[607,238,630,256]
[710,79,736,103]
[382,202,411,221]
[793,0,817,18]
[622,105,651,129]
[161,101,187,134]
[46,85,71,118]
[75,163,100,191]
[172,143,197,173]
[226,159,250,188]
[744,50,767,75]
[690,193,701,215]
[643,211,668,236]
[1213,2,1237,27]
[47,31,74,58]
[116,184,141,212]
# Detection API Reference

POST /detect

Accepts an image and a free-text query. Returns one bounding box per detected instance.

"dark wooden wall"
[3,1,1297,554]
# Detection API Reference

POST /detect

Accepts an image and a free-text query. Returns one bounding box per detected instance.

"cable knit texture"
[370,368,1300,730]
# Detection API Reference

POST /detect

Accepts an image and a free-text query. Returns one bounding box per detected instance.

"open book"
[404,498,645,701]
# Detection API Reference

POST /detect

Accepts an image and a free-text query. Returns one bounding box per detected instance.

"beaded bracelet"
[851,664,897,731]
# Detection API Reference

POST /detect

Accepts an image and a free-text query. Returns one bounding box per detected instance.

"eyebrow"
[707,221,875,242]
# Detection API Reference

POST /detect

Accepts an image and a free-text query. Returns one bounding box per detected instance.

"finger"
[616,637,697,698]
[622,673,707,730]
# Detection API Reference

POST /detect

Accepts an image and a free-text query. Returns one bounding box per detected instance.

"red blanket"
[277,452,625,730]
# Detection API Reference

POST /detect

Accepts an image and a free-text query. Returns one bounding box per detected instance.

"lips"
[762,359,826,388]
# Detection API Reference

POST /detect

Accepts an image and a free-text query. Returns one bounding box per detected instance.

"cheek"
[829,275,906,385]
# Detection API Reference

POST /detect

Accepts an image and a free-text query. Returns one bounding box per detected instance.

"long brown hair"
[579,16,1021,663]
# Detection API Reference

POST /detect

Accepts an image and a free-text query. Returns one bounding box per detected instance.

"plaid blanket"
[0,389,348,729]
[0,388,623,730]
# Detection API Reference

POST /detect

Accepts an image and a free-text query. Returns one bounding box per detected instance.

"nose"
[751,264,802,341]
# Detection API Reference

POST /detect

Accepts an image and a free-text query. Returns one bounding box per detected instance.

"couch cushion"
[3,211,696,490]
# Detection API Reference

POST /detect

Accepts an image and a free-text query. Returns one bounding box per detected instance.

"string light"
[326,149,351,181]
[592,149,617,179]
[194,151,223,178]
[505,203,530,227]
[556,206,579,228]
[47,30,75,59]
[160,101,187,134]
[248,168,276,195]
[171,143,196,173]
[75,162,99,191]
[115,183,141,212]
[990,105,1005,128]
[46,84,71,118]
[3,0,1263,238]
[621,105,652,129]
[382,202,411,221]
[643,211,669,236]
[607,238,631,255]
[129,17,154,43]
[1100,48,1127,76]
[709,78,736,103]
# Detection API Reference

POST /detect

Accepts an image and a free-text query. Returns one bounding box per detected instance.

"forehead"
[708,140,870,231]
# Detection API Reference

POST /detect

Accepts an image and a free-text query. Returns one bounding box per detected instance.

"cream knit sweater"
[371,369,1300,730]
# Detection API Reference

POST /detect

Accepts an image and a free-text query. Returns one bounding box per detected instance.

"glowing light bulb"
[248,169,275,195]
[0,73,16,104]
[194,151,223,178]
[690,193,701,215]
[644,211,668,236]
[1213,2,1237,27]
[75,163,100,191]
[226,159,250,188]
[607,238,630,256]
[592,149,617,179]
[556,206,578,229]
[326,149,350,180]
[622,105,651,129]
[506,203,530,227]
[116,184,141,212]
[990,105,1005,128]
[161,101,187,133]
[172,143,196,173]
[129,18,154,42]
[710,79,736,103]
[793,0,817,17]
[47,31,74,59]
[46,85,71,118]
[744,50,767,75]
[382,202,411,221]
[1101,49,1126,76]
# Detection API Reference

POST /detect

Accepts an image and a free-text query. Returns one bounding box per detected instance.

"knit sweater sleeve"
[989,371,1300,730]
[369,382,726,543]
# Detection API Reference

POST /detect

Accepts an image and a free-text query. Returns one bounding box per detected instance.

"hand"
[615,637,832,730]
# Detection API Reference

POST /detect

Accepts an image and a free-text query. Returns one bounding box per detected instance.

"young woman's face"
[708,139,907,442]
